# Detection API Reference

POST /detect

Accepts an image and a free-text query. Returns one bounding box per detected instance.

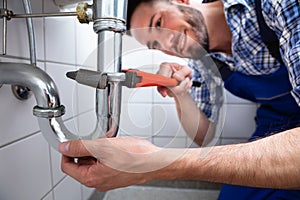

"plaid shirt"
[189,58,224,123]
[189,0,300,122]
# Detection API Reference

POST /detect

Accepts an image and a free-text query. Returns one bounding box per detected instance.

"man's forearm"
[174,94,213,146]
[155,127,300,189]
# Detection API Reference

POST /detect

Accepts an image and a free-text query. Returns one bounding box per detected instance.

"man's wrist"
[145,148,203,181]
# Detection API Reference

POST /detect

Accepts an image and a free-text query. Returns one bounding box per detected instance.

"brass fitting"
[76,2,93,24]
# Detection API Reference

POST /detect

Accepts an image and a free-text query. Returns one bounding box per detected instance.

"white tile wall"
[119,103,153,138]
[0,133,51,200]
[0,0,96,199]
[45,17,76,64]
[4,0,44,60]
[42,192,54,200]
[53,176,82,200]
[221,91,258,144]
[0,83,40,146]
[75,23,97,67]
[221,104,257,139]
[152,103,186,137]
[0,0,257,199]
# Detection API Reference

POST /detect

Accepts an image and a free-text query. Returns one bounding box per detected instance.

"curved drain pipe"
[92,0,127,137]
[0,62,102,150]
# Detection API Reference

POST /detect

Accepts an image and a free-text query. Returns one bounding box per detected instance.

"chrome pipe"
[105,80,122,137]
[9,0,37,101]
[95,31,124,137]
[11,12,77,18]
[0,62,101,150]
[92,0,127,137]
[2,0,7,55]
[22,0,36,65]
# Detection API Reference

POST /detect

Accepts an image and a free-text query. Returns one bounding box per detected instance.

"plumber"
[59,0,300,199]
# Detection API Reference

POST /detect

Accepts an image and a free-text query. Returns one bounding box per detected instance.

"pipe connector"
[93,18,126,33]
[0,7,14,20]
[33,105,65,118]
[76,2,93,24]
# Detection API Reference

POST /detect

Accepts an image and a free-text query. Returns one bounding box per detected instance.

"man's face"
[130,1,208,59]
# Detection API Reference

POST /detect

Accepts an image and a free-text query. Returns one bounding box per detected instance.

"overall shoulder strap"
[254,0,284,64]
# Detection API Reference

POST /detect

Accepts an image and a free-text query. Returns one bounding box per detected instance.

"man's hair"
[126,0,169,30]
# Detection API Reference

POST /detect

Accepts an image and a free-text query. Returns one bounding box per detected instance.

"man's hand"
[157,62,193,98]
[58,136,185,191]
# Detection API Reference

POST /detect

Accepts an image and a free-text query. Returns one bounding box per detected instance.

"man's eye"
[156,18,161,28]
[152,40,159,49]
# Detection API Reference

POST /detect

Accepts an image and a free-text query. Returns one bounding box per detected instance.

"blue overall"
[217,64,300,199]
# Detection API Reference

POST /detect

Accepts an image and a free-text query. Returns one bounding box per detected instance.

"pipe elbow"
[0,62,96,150]
[0,62,61,108]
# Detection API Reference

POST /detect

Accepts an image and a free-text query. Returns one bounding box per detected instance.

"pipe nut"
[93,18,126,33]
[33,105,65,118]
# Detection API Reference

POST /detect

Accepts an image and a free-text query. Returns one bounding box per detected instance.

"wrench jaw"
[66,69,108,89]
[121,71,142,88]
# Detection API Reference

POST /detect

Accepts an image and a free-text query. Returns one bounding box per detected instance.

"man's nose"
[158,30,175,52]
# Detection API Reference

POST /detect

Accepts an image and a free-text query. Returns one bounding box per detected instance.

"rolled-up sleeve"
[188,59,224,123]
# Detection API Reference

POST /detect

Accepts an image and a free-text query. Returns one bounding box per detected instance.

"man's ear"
[171,0,190,5]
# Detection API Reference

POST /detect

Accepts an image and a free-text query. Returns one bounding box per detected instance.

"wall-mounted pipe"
[22,0,37,65]
[10,0,37,101]
[2,0,7,55]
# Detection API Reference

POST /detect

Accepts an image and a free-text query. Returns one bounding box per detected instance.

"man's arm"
[173,91,215,146]
[157,62,215,146]
[167,127,300,189]
[59,127,300,191]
